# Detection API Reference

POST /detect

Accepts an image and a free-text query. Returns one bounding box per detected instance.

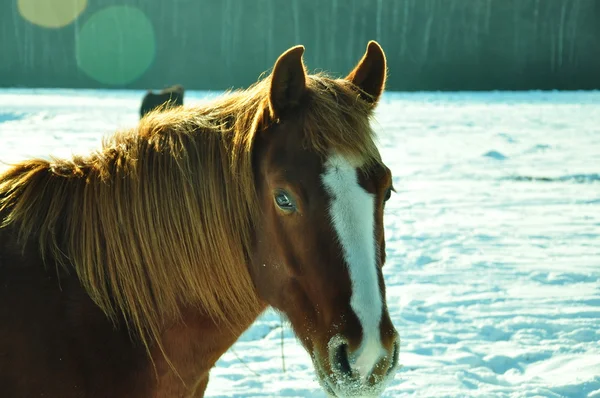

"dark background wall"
[2,0,599,91]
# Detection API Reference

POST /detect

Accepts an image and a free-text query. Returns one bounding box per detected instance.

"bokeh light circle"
[18,0,87,28]
[76,6,156,86]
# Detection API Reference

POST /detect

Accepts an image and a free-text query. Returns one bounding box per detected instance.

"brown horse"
[0,41,399,397]
[140,84,185,118]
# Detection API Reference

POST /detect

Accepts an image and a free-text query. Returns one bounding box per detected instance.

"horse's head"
[250,42,399,397]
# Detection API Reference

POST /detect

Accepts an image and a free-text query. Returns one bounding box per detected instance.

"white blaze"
[321,153,384,379]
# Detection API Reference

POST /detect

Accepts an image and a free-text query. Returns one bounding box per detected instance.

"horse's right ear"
[269,45,307,119]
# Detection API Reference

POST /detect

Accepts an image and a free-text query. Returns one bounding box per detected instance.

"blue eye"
[274,190,295,211]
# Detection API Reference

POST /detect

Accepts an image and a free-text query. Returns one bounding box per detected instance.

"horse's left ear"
[346,41,387,105]
[269,45,307,118]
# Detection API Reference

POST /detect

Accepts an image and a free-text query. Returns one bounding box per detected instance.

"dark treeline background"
[1,0,599,91]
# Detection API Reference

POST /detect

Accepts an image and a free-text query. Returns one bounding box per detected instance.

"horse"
[0,41,399,397]
[140,84,185,118]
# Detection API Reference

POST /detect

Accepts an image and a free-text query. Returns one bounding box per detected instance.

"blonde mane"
[0,73,381,358]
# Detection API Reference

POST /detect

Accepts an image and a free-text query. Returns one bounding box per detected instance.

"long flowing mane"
[0,73,381,358]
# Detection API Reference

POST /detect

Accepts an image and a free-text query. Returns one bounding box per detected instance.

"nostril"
[331,343,352,377]
[387,340,400,375]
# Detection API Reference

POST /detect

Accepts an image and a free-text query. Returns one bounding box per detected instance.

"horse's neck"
[152,305,266,396]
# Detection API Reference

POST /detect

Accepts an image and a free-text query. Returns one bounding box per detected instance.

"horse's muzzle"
[314,334,400,397]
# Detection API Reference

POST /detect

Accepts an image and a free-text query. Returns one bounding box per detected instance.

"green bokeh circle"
[76,6,156,85]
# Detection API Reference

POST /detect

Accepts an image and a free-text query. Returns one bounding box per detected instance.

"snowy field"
[1,89,599,397]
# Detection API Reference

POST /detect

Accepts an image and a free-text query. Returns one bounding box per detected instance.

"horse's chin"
[311,353,398,398]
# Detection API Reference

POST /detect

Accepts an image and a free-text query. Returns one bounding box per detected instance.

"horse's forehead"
[264,143,323,180]
[265,146,380,194]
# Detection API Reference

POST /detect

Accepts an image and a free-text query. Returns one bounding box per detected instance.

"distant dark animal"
[0,41,399,397]
[140,84,184,117]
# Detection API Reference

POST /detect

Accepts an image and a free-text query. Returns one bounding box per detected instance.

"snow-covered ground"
[1,89,599,397]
